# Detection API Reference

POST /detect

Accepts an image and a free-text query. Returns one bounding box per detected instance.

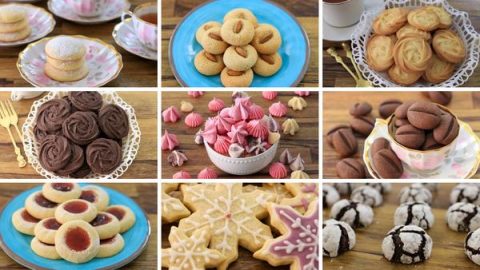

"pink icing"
[249,104,264,120]
[262,91,278,100]
[214,135,231,155]
[294,91,310,97]
[197,167,218,179]
[269,102,288,117]
[215,115,234,135]
[162,106,181,123]
[227,125,248,145]
[269,162,288,179]
[229,103,250,122]
[172,170,191,179]
[219,107,231,118]
[188,91,204,98]
[208,97,225,113]
[247,120,269,140]
[234,96,253,107]
[161,130,179,151]
[185,112,204,128]
[202,121,217,145]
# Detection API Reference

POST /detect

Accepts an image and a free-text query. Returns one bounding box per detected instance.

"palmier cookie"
[366,35,395,72]
[407,7,440,31]
[25,191,58,220]
[220,68,254,87]
[253,53,282,76]
[220,18,255,46]
[0,27,30,42]
[45,62,89,82]
[42,183,81,203]
[194,50,225,76]
[251,24,281,55]
[195,21,222,43]
[34,217,62,244]
[97,234,124,258]
[393,36,432,72]
[224,8,258,28]
[372,8,409,35]
[105,205,135,233]
[432,30,466,64]
[396,24,431,41]
[0,18,28,33]
[55,199,97,224]
[12,208,39,235]
[80,185,110,211]
[90,212,120,240]
[223,45,258,71]
[31,237,61,260]
[423,54,455,84]
[200,26,228,55]
[388,65,422,86]
[425,6,452,29]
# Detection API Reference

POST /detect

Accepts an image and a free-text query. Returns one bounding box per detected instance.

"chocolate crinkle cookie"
[351,185,383,207]
[382,225,432,264]
[39,135,72,171]
[399,184,433,205]
[69,91,103,111]
[323,185,340,208]
[62,111,99,145]
[35,99,71,132]
[394,202,435,230]
[98,104,129,140]
[450,184,480,205]
[333,183,355,196]
[323,219,356,258]
[330,199,374,228]
[465,228,480,266]
[362,183,392,194]
[86,138,122,175]
[446,202,480,232]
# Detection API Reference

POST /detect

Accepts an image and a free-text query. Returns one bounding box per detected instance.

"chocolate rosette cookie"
[69,91,103,112]
[36,99,71,132]
[34,126,62,143]
[70,162,91,179]
[62,111,100,145]
[98,104,129,140]
[39,135,72,172]
[86,138,122,174]
[56,144,85,177]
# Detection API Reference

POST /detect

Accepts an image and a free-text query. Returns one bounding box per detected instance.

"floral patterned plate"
[363,120,480,179]
[17,35,123,87]
[47,0,130,25]
[113,18,157,61]
[0,4,55,47]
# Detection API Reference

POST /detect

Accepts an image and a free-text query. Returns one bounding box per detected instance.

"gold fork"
[0,101,26,168]
[4,100,23,140]
[342,42,373,87]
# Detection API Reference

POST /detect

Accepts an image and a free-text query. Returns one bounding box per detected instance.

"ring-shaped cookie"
[223,45,258,71]
[12,208,39,235]
[31,237,61,260]
[194,50,225,76]
[220,18,255,46]
[42,183,82,203]
[224,8,258,27]
[97,234,125,258]
[220,68,254,87]
[34,217,62,244]
[366,35,395,72]
[423,54,455,84]
[407,7,440,31]
[388,65,423,86]
[396,24,431,41]
[105,205,136,233]
[90,212,120,240]
[195,21,222,43]
[55,199,98,224]
[372,8,409,35]
[251,24,282,55]
[253,53,282,76]
[25,191,58,220]
[393,36,432,72]
[79,185,110,211]
[55,220,100,263]
[432,29,466,64]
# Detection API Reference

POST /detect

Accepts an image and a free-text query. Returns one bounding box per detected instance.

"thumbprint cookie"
[34,217,62,244]
[25,191,58,219]
[432,30,466,64]
[90,212,121,240]
[79,185,110,211]
[393,36,432,72]
[12,208,39,235]
[407,7,440,31]
[97,234,125,258]
[31,237,61,260]
[366,35,396,72]
[42,183,81,203]
[372,8,409,35]
[55,199,98,224]
[55,220,100,263]
[105,205,136,233]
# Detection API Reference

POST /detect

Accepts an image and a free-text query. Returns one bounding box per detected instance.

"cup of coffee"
[323,0,364,28]
[68,0,107,17]
[121,2,157,51]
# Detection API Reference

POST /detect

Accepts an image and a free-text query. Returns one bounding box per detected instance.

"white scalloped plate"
[47,0,130,25]
[113,19,157,61]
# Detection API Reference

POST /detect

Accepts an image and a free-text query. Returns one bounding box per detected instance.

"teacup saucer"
[113,18,157,61]
[17,35,123,87]
[47,0,130,25]
[363,120,480,179]
[0,4,55,47]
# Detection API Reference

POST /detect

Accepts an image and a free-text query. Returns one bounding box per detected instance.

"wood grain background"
[0,0,157,87]
[161,0,319,87]
[323,91,480,179]
[322,0,480,87]
[0,183,157,269]
[0,91,157,179]
[161,91,319,179]
[323,183,480,270]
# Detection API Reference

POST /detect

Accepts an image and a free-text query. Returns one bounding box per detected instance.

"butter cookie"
[373,8,409,35]
[366,35,395,71]
[432,29,465,64]
[393,36,432,72]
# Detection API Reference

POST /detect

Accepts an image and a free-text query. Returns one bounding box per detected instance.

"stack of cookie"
[0,4,31,42]
[194,8,282,87]
[44,36,89,82]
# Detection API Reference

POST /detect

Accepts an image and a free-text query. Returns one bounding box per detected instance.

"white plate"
[17,35,123,87]
[0,4,55,47]
[113,18,157,61]
[47,0,130,25]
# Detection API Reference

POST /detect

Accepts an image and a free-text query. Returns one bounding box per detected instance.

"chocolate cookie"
[69,91,103,112]
[336,158,366,179]
[326,125,351,146]
[62,111,100,145]
[98,104,129,140]
[394,101,414,119]
[422,132,443,150]
[39,135,72,172]
[86,138,122,175]
[56,144,85,177]
[425,91,452,105]
[70,162,91,179]
[395,124,426,149]
[36,99,71,132]
[395,118,410,127]
[34,126,62,143]
[373,149,403,179]
[350,116,375,137]
[371,138,390,155]
[349,102,372,117]
[332,128,358,158]
[379,99,402,119]
[407,102,441,130]
[433,113,459,145]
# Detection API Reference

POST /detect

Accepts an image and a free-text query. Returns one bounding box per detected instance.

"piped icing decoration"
[194,129,204,144]
[161,184,191,223]
[219,107,231,118]
[291,170,310,179]
[197,167,218,179]
[161,130,179,151]
[262,91,278,100]
[180,101,193,112]
[234,96,253,107]
[214,135,231,155]
[279,149,294,165]
[282,118,300,135]
[172,170,191,179]
[288,96,307,111]
[253,200,319,270]
[269,101,287,117]
[290,153,305,171]
[208,97,225,113]
[228,143,245,158]
[249,104,265,120]
[188,91,204,98]
[227,125,248,145]
[268,131,281,145]
[265,114,280,132]
[269,162,288,179]
[215,115,235,135]
[281,183,319,214]
[232,91,249,101]
[167,150,188,167]
[247,137,270,155]
[230,102,250,121]
[201,121,218,145]
[247,119,269,140]
[294,91,310,97]
[185,112,204,128]
[162,106,181,123]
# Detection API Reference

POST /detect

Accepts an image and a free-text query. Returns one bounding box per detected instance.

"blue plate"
[169,0,310,87]
[0,185,151,270]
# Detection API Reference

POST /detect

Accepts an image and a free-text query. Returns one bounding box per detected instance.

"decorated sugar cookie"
[243,183,293,204]
[161,184,191,223]
[281,183,318,214]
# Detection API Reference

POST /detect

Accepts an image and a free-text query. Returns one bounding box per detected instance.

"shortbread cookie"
[0,18,28,33]
[220,18,255,46]
[55,220,100,263]
[243,183,293,204]
[407,7,440,31]
[79,185,110,211]
[388,64,422,86]
[34,217,62,244]
[25,191,58,219]
[251,24,282,55]
[42,183,81,203]
[12,208,39,235]
[396,24,431,41]
[178,183,275,270]
[423,54,455,84]
[97,234,124,258]
[220,68,254,87]
[55,199,97,223]
[31,237,61,260]
[425,6,452,28]
[161,183,191,223]
[223,45,258,71]
[105,205,135,233]
[200,26,228,55]
[254,200,318,270]
[281,183,318,214]
[0,26,30,42]
[393,36,432,72]
[224,8,258,28]
[432,29,466,64]
[90,212,120,240]
[372,8,409,35]
[162,227,225,270]
[195,21,222,43]
[194,50,225,76]
[253,53,282,76]
[45,36,86,61]
[0,5,25,24]
[44,62,89,82]
[366,35,395,71]
[46,56,85,71]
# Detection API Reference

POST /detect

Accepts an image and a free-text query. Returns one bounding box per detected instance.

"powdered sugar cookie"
[161,183,190,223]
[281,183,318,214]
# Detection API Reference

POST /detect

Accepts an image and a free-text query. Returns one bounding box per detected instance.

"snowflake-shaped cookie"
[243,183,293,204]
[179,183,275,270]
[254,200,319,270]
[281,183,319,213]
[162,183,191,223]
[162,226,225,270]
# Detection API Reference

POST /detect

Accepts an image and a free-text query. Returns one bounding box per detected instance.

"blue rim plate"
[0,184,151,270]
[169,0,311,87]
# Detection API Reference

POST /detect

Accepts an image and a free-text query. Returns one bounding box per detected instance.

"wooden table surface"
[323,91,480,179]
[323,183,480,270]
[0,0,157,87]
[322,0,480,87]
[161,91,319,179]
[0,183,158,269]
[161,0,319,87]
[0,91,157,179]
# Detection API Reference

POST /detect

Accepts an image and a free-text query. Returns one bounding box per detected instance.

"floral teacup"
[121,2,157,51]
[68,0,107,17]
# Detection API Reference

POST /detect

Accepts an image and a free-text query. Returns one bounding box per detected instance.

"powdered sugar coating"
[399,184,432,205]
[330,199,374,228]
[351,185,383,207]
[323,184,340,208]
[323,219,356,258]
[465,228,480,265]
[446,202,480,232]
[382,225,432,264]
[450,184,480,205]
[394,202,435,230]
[46,36,86,60]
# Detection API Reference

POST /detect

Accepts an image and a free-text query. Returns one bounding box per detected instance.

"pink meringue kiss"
[213,135,231,155]
[161,130,179,151]
[234,97,253,107]
[208,97,225,112]
[294,91,310,96]
[162,106,181,123]
[172,170,191,179]
[198,167,218,179]
[248,104,264,120]
[227,125,248,145]
[185,112,204,128]
[188,91,204,98]
[246,119,269,140]
[269,101,288,117]
[269,162,288,179]
[262,91,278,100]
[230,102,250,121]
[201,122,217,145]
[215,115,234,135]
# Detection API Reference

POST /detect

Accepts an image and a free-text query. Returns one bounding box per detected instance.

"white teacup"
[68,0,107,17]
[323,0,364,27]
[121,2,157,51]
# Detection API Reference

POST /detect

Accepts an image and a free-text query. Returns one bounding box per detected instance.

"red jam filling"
[52,183,74,192]
[63,201,88,214]
[80,190,97,203]
[91,213,111,226]
[65,227,90,252]
[35,194,57,208]
[106,207,125,221]
[100,237,116,245]
[21,210,40,223]
[43,218,61,230]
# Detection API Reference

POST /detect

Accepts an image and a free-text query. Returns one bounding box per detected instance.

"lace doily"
[22,91,142,179]
[351,0,480,87]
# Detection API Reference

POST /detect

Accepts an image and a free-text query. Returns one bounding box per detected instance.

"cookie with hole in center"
[90,212,120,240]
[79,185,110,211]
